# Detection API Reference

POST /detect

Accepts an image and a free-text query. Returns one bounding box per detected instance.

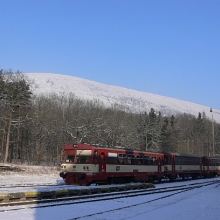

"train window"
[76,150,92,163]
[108,152,118,164]
[210,159,216,166]
[63,149,76,163]
[164,155,169,165]
[189,158,192,165]
[101,153,105,163]
[151,157,157,165]
[194,158,199,165]
[65,155,74,163]
[176,157,180,165]
[136,155,143,165]
[118,154,127,164]
[127,154,135,165]
[144,156,151,165]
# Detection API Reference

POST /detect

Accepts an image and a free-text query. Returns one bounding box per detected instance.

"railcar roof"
[63,143,163,155]
[164,152,202,158]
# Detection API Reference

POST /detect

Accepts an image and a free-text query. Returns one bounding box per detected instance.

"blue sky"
[1,1,220,110]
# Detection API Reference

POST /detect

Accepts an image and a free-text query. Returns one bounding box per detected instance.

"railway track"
[0,179,219,213]
[71,179,220,220]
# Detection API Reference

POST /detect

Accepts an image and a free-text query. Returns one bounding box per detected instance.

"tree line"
[0,69,219,165]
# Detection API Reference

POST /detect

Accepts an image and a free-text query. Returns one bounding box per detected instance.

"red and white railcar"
[60,143,164,185]
[202,157,220,177]
[164,153,203,180]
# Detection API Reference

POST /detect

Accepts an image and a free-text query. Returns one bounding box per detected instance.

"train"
[59,143,220,185]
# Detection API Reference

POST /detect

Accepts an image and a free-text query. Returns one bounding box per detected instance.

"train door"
[200,158,202,175]
[172,155,175,173]
[158,156,162,175]
[99,151,106,175]
[93,150,98,164]
[202,157,208,176]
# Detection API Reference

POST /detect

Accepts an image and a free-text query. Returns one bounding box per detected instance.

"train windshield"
[76,149,92,163]
[63,149,75,163]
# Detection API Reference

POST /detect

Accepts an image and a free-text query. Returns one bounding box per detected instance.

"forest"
[0,69,219,165]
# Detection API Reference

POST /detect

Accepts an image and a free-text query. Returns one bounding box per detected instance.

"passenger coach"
[164,153,203,180]
[202,156,220,177]
[60,143,164,185]
[60,143,220,185]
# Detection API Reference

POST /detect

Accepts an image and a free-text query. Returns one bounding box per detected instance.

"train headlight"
[61,164,66,170]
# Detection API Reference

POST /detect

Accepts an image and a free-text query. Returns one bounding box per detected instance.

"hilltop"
[25,73,220,123]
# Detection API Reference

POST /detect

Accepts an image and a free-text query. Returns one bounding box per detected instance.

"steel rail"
[0,179,219,213]
[71,180,220,220]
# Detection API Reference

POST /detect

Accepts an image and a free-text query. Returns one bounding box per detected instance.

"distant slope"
[25,73,220,123]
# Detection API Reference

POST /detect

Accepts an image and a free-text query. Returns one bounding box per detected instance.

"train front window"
[63,150,75,163]
[65,155,75,163]
[76,150,92,163]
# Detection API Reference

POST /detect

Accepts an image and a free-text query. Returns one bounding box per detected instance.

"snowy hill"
[25,73,220,123]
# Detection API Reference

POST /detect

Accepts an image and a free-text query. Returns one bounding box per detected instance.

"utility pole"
[210,108,215,156]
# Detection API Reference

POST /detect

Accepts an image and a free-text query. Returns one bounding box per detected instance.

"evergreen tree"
[1,70,32,163]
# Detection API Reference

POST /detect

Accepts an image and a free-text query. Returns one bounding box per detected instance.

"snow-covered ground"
[0,164,62,186]
[0,165,220,220]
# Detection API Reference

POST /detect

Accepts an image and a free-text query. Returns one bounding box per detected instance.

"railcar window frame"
[76,149,92,164]
[144,156,151,165]
[64,155,75,163]
[63,149,76,163]
[127,154,135,165]
[136,155,143,165]
[151,156,157,165]
[108,152,118,164]
[118,154,127,164]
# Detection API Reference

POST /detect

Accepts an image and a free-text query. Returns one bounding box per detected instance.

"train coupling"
[60,171,67,178]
